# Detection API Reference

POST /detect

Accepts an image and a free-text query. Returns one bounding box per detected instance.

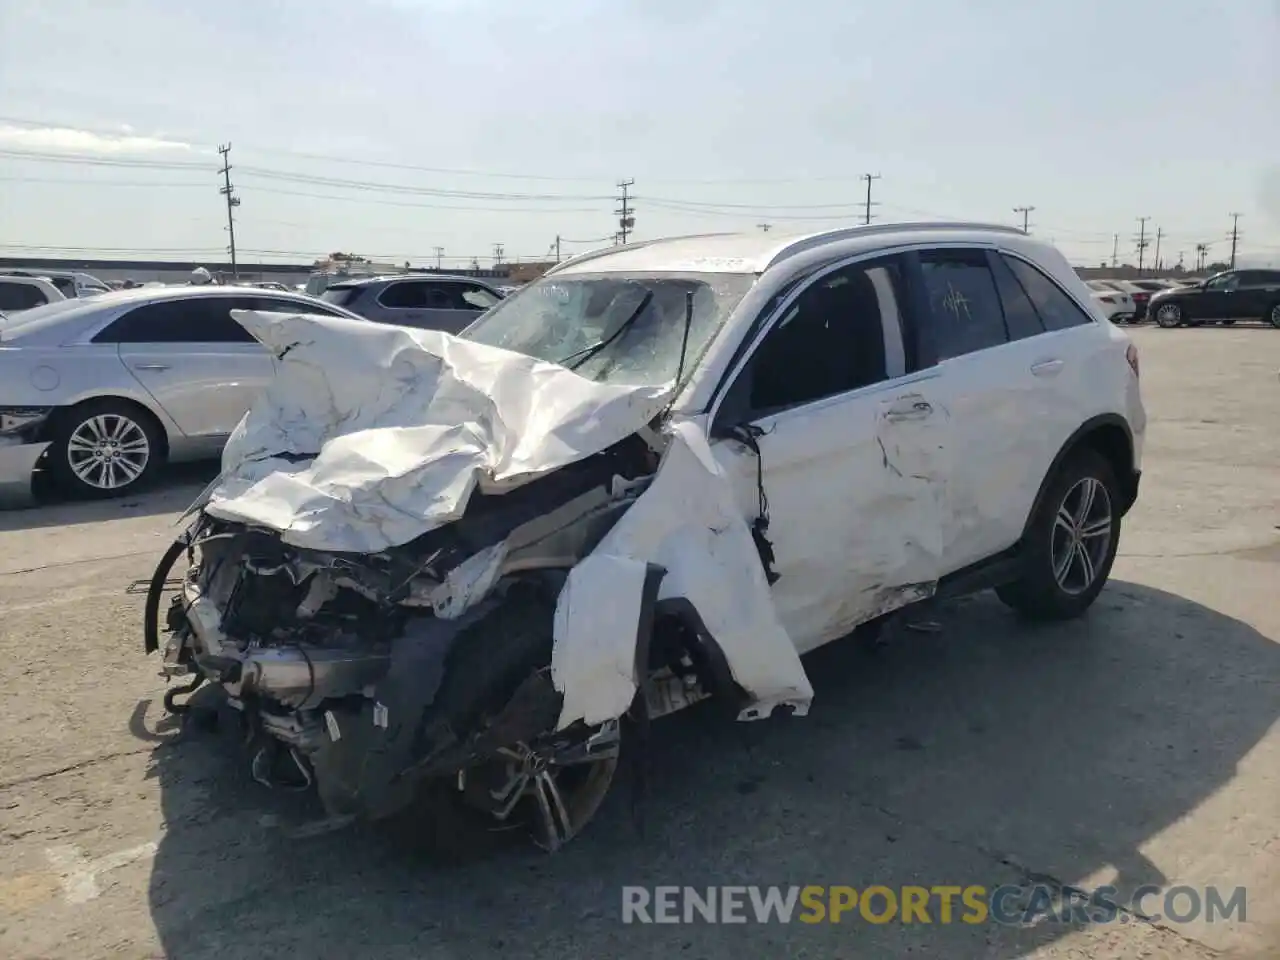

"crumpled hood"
[202,310,672,553]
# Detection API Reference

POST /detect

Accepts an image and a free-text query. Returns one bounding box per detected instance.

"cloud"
[0,124,192,154]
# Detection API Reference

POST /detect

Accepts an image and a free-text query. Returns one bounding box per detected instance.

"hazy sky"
[1,0,1277,268]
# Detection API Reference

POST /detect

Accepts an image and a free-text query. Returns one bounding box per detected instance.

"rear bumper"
[0,440,48,508]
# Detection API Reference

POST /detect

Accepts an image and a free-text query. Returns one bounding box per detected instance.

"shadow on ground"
[0,461,218,532]
[139,582,1280,958]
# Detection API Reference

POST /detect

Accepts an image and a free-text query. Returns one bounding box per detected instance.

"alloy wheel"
[1050,476,1113,596]
[66,413,151,490]
[1270,304,1280,328]
[1154,303,1182,328]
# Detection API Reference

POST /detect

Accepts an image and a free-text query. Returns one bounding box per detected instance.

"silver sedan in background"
[0,286,362,503]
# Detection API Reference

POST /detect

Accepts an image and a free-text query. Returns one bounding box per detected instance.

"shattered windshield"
[460,271,756,386]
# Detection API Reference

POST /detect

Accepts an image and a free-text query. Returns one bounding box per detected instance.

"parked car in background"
[0,275,66,314]
[1147,269,1280,328]
[0,286,364,502]
[320,273,506,333]
[0,269,110,298]
[252,281,292,292]
[148,223,1144,850]
[1084,280,1136,323]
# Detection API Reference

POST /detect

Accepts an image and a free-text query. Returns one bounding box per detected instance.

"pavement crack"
[0,549,157,577]
[851,797,1225,956]
[0,746,157,791]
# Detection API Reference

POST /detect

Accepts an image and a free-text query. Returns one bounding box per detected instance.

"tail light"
[1133,292,1150,303]
[1126,343,1140,377]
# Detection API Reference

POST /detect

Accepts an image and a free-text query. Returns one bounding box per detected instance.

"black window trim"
[709,250,929,433]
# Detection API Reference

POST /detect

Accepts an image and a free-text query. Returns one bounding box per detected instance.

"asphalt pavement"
[1,325,1277,959]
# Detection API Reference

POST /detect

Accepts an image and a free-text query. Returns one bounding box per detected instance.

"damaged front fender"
[551,420,814,730]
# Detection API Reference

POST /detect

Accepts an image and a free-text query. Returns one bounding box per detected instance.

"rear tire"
[1153,302,1183,328]
[1268,303,1280,328]
[996,449,1121,621]
[47,399,164,499]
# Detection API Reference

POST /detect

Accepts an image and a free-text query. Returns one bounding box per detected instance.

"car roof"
[326,273,487,289]
[0,284,356,343]
[548,222,1031,277]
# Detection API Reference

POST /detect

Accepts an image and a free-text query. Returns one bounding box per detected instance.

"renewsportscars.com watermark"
[621,884,1247,926]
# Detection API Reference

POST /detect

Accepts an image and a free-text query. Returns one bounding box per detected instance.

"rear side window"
[458,284,501,311]
[0,281,48,311]
[988,254,1046,341]
[1002,256,1094,331]
[94,298,257,343]
[50,277,78,298]
[320,286,363,308]
[918,249,1008,360]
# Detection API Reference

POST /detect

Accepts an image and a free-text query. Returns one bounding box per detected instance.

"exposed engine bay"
[142,309,814,850]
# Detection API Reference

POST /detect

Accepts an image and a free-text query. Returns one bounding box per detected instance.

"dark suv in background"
[319,274,506,333]
[1148,269,1280,328]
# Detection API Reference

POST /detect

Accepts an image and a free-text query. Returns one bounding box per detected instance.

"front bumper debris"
[0,439,49,508]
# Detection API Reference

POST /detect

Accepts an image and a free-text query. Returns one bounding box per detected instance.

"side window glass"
[0,282,46,311]
[918,249,1008,359]
[988,253,1045,341]
[459,285,500,311]
[1003,256,1094,331]
[377,282,428,309]
[95,299,256,343]
[740,258,902,415]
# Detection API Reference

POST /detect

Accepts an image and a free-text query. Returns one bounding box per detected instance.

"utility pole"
[1228,212,1242,268]
[757,223,772,232]
[1178,250,1184,269]
[217,143,240,278]
[1195,242,1209,272]
[861,173,881,225]
[554,234,562,262]
[1111,233,1119,268]
[1013,205,1035,233]
[615,179,635,245]
[1135,216,1150,274]
[433,246,444,270]
[1152,226,1163,272]
[492,243,504,266]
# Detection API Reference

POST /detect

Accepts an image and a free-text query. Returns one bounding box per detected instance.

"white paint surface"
[552,421,813,729]
[201,310,672,552]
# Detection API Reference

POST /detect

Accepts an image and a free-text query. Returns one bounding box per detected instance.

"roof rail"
[542,232,739,277]
[764,221,1028,272]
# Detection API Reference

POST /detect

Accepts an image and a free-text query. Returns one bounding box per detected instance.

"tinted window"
[1236,271,1278,288]
[1003,256,1094,331]
[1204,273,1238,292]
[0,281,48,311]
[918,249,1008,359]
[739,258,902,414]
[253,297,350,319]
[377,280,458,309]
[321,286,363,308]
[989,254,1045,341]
[49,277,78,298]
[94,297,257,343]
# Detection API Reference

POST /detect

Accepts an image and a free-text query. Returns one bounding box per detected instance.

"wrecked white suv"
[143,223,1145,851]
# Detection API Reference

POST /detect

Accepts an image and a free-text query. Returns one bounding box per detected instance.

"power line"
[861,173,881,225]
[1013,205,1035,233]
[217,144,240,278]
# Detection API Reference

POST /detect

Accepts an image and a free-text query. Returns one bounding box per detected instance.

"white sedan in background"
[1084,280,1137,323]
[0,286,362,504]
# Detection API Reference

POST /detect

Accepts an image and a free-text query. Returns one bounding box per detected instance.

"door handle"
[133,363,170,371]
[885,397,933,421]
[1030,359,1064,377]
